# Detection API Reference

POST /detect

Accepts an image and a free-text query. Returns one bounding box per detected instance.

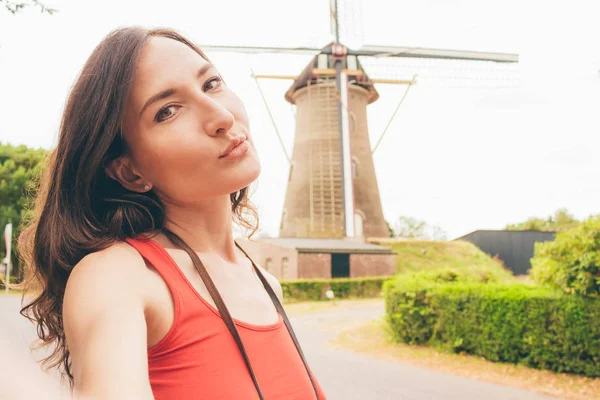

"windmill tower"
[279,45,387,238]
[202,0,519,243]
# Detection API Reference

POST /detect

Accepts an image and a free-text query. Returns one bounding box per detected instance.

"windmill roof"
[258,237,394,254]
[284,43,379,104]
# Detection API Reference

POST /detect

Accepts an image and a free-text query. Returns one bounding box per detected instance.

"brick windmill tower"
[279,45,386,238]
[202,0,519,279]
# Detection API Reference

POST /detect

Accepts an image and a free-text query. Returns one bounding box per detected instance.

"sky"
[0,0,599,240]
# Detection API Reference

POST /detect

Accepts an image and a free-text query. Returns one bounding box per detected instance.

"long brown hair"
[18,26,259,384]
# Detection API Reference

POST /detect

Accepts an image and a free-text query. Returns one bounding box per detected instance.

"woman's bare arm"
[63,245,154,400]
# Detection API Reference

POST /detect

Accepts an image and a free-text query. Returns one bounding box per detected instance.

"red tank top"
[125,237,327,400]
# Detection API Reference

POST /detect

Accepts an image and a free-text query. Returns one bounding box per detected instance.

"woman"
[18,26,327,400]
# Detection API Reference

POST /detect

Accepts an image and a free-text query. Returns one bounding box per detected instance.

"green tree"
[385,220,395,238]
[430,225,448,241]
[1,0,55,14]
[0,143,48,280]
[393,216,427,239]
[530,215,600,298]
[391,216,448,240]
[505,208,581,232]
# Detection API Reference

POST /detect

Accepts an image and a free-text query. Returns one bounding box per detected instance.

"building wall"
[297,253,332,279]
[235,239,298,280]
[350,254,396,277]
[236,239,396,280]
[455,230,556,275]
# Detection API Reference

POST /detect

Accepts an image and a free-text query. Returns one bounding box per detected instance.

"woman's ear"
[105,156,150,193]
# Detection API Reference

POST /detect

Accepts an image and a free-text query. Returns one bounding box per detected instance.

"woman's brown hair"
[17,26,258,385]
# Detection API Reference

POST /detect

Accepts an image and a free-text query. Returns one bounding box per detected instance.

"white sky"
[0,0,599,240]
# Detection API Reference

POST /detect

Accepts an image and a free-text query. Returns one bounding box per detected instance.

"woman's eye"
[155,105,180,122]
[203,77,223,92]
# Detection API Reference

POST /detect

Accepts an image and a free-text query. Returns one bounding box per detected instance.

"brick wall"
[236,239,396,281]
[349,253,396,278]
[235,239,299,280]
[297,253,332,279]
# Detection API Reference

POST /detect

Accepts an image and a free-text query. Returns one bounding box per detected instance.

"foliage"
[530,215,600,298]
[393,216,427,239]
[384,277,600,377]
[505,208,581,232]
[0,143,48,278]
[385,220,394,238]
[391,216,447,240]
[281,276,389,302]
[1,0,55,14]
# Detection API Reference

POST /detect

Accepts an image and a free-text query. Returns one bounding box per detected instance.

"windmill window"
[347,55,358,70]
[265,258,273,273]
[282,257,289,278]
[318,54,328,70]
[354,212,364,237]
[349,112,356,134]
[351,157,359,180]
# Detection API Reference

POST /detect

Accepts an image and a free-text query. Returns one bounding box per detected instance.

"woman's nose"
[201,97,235,136]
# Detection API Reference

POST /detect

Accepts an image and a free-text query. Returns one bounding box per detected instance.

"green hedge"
[282,276,390,302]
[384,277,600,377]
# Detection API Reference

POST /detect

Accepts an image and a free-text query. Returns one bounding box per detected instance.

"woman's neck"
[161,195,239,263]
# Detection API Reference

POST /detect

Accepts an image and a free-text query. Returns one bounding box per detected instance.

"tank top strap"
[125,237,188,297]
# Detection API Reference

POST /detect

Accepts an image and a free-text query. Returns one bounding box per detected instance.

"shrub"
[281,276,389,302]
[384,278,600,377]
[531,215,600,298]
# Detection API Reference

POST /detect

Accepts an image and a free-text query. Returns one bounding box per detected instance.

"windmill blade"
[354,45,518,63]
[329,0,340,44]
[335,0,365,49]
[358,54,520,89]
[250,69,291,164]
[371,75,417,155]
[198,44,323,56]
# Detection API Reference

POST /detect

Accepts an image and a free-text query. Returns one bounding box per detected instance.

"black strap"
[234,240,321,400]
[162,229,321,400]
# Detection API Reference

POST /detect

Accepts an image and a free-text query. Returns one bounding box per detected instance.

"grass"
[369,238,515,282]
[329,315,599,400]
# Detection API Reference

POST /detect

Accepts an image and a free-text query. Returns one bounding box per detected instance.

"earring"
[144,184,150,192]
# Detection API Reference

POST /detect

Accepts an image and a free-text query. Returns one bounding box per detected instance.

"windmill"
[202,0,518,240]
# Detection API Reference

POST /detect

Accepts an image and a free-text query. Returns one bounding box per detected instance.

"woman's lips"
[220,138,249,160]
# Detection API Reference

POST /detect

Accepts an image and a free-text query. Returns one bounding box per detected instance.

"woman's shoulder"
[65,241,151,305]
[72,241,148,280]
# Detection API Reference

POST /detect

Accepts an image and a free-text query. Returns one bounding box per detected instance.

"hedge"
[281,276,390,302]
[384,277,600,377]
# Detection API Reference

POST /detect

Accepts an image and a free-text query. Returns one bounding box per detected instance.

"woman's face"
[121,36,261,205]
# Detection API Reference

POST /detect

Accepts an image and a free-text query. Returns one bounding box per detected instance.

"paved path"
[288,300,558,400]
[1,296,558,399]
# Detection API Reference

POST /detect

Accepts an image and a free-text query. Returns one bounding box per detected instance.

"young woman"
[18,26,327,400]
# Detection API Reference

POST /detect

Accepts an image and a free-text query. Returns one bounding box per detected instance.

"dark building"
[454,230,556,275]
